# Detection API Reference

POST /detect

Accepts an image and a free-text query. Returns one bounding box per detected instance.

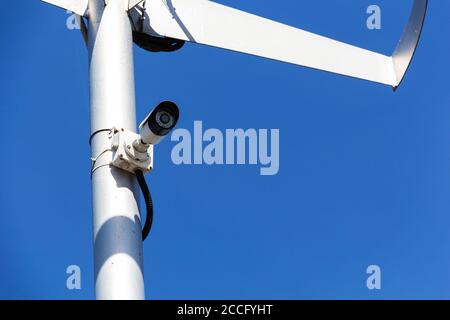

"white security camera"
[110,101,180,175]
[139,101,180,145]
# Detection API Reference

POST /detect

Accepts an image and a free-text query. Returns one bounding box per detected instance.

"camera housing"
[109,101,180,175]
[139,101,180,145]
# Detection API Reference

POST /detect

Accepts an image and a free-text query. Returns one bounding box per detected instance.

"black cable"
[135,170,154,241]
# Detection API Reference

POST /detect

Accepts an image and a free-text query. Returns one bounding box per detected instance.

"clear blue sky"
[1,0,449,300]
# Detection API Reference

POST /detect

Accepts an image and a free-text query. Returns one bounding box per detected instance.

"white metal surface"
[43,0,427,88]
[139,123,165,146]
[88,0,145,300]
[392,0,428,88]
[42,0,143,16]
[128,0,145,10]
[42,0,88,16]
[131,0,427,87]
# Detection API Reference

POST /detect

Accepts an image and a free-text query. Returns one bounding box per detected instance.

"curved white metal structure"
[129,0,428,88]
[43,0,428,87]
[392,0,428,89]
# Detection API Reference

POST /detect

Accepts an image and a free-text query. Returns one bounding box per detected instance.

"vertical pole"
[88,0,145,300]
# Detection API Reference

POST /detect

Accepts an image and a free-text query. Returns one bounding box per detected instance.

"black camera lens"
[156,111,174,129]
[160,113,171,124]
[147,101,180,137]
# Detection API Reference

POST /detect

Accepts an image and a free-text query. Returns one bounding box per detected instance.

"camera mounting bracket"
[111,128,154,175]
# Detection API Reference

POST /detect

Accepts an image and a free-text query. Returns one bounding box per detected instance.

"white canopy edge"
[42,0,144,16]
[42,0,88,16]
[41,0,428,88]
[130,0,428,88]
[392,0,428,89]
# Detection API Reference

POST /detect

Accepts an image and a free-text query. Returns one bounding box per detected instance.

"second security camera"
[139,101,180,145]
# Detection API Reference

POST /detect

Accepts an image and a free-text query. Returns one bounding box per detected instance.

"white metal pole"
[88,0,145,300]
